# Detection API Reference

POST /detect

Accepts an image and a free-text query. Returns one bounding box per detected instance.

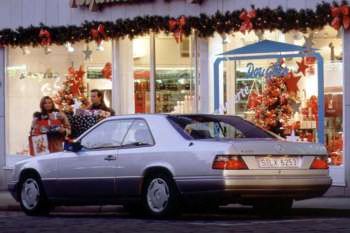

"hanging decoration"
[283,72,301,95]
[90,24,108,46]
[296,58,309,76]
[83,44,93,60]
[0,1,350,47]
[330,2,350,30]
[168,15,186,43]
[38,29,52,47]
[101,62,112,80]
[239,8,256,33]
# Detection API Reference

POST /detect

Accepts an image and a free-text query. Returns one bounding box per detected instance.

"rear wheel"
[142,173,180,217]
[19,175,51,216]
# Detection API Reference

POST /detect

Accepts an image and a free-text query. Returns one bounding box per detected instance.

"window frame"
[79,118,134,151]
[120,118,156,149]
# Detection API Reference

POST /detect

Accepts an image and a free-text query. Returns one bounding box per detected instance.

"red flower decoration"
[39,29,52,47]
[331,4,350,30]
[239,9,256,33]
[168,16,186,43]
[90,24,108,46]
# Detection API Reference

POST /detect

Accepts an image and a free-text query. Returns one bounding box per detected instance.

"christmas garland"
[0,1,348,47]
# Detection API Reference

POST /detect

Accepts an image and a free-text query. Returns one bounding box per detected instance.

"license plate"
[256,156,301,169]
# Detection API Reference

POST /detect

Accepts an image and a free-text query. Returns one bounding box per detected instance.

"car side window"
[122,120,154,147]
[184,121,245,139]
[81,120,133,149]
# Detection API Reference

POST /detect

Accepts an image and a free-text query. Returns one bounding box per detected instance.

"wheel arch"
[141,165,179,194]
[17,168,43,199]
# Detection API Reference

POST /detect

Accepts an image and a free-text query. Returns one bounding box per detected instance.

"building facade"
[0,0,349,196]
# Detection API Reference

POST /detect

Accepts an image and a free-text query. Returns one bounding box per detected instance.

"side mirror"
[64,141,83,152]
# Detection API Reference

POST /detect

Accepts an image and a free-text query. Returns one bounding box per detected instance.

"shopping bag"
[29,134,50,156]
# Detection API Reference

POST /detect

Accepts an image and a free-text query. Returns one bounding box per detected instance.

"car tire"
[253,199,293,217]
[18,175,51,216]
[142,173,180,218]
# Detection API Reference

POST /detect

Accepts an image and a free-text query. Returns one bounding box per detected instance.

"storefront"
[0,0,349,195]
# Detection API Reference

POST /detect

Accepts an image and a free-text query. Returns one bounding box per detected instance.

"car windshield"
[167,115,277,140]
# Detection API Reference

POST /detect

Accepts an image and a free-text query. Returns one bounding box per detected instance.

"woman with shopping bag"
[29,96,71,155]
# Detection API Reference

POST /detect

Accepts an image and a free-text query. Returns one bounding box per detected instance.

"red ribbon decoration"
[331,4,350,30]
[168,16,186,43]
[39,29,52,47]
[239,9,256,33]
[90,24,108,46]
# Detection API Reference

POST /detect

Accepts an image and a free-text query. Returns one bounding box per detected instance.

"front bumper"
[176,175,332,201]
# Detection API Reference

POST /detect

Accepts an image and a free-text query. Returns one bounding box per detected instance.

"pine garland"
[0,1,347,47]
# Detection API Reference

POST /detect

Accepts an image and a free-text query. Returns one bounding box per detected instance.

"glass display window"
[155,34,196,113]
[132,34,197,114]
[6,41,112,156]
[221,26,343,169]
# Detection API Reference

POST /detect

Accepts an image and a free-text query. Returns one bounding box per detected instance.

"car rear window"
[167,115,277,140]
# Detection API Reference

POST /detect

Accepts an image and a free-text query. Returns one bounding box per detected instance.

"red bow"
[331,4,350,30]
[168,16,186,43]
[239,9,256,33]
[39,29,52,46]
[90,24,108,46]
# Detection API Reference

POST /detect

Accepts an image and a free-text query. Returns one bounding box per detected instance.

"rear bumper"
[176,175,332,201]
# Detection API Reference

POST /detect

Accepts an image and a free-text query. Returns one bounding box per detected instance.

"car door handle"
[104,155,117,161]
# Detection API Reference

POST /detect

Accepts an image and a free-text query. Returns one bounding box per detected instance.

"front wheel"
[19,175,51,216]
[142,173,180,217]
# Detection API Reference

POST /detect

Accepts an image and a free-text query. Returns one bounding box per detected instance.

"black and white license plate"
[256,156,301,169]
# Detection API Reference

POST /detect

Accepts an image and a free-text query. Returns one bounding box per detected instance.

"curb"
[0,204,122,213]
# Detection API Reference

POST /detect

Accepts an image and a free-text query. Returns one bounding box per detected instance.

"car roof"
[106,113,238,122]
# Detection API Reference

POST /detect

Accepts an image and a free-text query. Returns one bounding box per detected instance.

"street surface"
[1,206,350,233]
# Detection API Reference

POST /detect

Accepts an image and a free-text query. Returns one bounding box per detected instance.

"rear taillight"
[310,156,329,169]
[212,155,248,170]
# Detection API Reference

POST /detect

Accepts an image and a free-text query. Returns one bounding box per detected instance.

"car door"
[114,119,156,197]
[56,119,134,200]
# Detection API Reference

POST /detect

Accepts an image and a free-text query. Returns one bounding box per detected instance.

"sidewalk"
[1,191,350,212]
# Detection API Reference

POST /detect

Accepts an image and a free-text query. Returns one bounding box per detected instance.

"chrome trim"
[42,176,143,181]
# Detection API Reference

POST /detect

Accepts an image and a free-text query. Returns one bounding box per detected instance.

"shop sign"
[70,0,153,11]
[70,0,201,11]
[246,62,289,79]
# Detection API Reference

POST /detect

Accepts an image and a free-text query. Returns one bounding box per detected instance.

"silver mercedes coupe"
[8,114,331,217]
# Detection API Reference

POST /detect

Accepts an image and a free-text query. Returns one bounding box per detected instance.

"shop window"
[133,34,197,114]
[155,34,196,113]
[133,36,151,113]
[221,26,343,168]
[6,41,112,156]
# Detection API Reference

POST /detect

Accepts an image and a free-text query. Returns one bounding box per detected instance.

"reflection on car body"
[8,114,331,217]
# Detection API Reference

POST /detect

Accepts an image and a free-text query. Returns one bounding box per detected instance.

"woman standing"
[31,96,71,153]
